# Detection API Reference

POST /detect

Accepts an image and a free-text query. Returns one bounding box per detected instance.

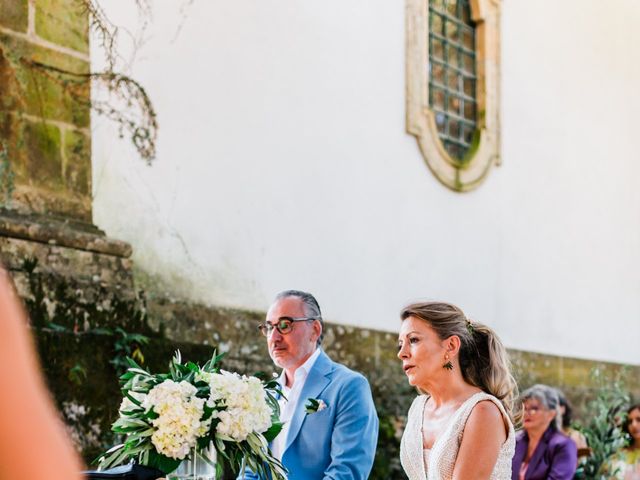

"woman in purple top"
[511,384,577,480]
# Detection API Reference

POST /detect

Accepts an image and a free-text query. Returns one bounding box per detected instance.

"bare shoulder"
[470,399,503,420]
[465,400,507,438]
[455,400,509,479]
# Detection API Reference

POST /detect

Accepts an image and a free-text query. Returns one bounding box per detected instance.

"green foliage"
[109,327,150,376]
[574,369,631,480]
[69,362,88,385]
[370,413,402,480]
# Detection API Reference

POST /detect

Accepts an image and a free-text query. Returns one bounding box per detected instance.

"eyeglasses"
[257,316,317,337]
[522,405,551,415]
[523,406,542,414]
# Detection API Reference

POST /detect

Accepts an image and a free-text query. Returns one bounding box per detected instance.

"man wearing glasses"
[242,290,378,480]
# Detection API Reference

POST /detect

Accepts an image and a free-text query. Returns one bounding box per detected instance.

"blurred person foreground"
[0,268,83,480]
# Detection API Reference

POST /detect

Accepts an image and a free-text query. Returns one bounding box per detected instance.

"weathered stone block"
[147,298,269,359]
[0,110,25,178]
[34,0,89,53]
[0,33,90,127]
[0,114,91,220]
[0,235,133,289]
[12,183,92,221]
[0,210,132,257]
[3,32,90,75]
[22,64,91,128]
[0,0,28,32]
[0,31,91,220]
[64,129,91,195]
[24,119,63,187]
[0,47,26,112]
[0,233,140,332]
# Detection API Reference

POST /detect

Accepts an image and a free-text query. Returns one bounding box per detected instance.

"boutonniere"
[305,398,327,414]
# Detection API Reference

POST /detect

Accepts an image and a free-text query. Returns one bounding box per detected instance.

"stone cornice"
[0,210,132,258]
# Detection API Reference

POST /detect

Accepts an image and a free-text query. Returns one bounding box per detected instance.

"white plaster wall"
[92,0,640,365]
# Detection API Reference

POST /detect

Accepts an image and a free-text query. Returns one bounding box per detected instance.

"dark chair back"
[83,464,165,480]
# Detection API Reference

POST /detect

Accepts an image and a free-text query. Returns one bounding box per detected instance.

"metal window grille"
[428,0,477,162]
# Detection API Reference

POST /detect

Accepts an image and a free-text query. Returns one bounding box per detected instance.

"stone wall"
[0,0,91,221]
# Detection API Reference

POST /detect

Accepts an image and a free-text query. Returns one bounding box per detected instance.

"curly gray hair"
[520,384,561,430]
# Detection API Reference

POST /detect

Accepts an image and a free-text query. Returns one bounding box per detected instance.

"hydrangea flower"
[143,380,209,459]
[207,371,272,441]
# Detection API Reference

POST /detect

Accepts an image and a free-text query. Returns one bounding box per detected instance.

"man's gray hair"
[275,290,324,345]
[520,383,561,430]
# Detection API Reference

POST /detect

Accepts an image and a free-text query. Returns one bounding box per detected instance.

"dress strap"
[400,395,429,480]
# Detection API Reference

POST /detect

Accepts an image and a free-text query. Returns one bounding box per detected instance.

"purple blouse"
[511,426,577,480]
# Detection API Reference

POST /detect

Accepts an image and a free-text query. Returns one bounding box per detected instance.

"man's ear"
[312,319,322,342]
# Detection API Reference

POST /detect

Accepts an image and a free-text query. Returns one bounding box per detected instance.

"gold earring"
[442,353,453,370]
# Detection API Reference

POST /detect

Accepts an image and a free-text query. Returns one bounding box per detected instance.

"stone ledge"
[0,209,131,257]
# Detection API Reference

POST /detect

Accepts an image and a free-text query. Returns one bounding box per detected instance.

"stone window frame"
[406,0,501,192]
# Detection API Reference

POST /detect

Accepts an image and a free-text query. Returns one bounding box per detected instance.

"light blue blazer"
[240,350,379,480]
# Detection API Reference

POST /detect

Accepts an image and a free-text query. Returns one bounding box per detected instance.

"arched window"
[429,0,477,162]
[407,0,501,192]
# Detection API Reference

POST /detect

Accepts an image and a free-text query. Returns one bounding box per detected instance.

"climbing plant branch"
[0,0,158,164]
[79,0,118,71]
[22,58,158,163]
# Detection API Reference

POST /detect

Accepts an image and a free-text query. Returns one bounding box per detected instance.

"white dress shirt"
[271,348,322,461]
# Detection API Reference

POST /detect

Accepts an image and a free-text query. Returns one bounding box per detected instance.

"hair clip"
[465,317,474,334]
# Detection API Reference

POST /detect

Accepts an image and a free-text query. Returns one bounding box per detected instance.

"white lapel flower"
[305,398,327,414]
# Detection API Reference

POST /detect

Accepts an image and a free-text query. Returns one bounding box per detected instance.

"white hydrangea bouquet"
[97,351,287,480]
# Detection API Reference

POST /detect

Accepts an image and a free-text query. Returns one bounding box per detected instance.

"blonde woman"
[398,301,517,480]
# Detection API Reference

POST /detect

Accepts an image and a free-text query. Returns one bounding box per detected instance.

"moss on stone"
[22,65,90,127]
[458,128,481,168]
[0,47,26,112]
[23,120,64,187]
[0,0,29,33]
[0,111,28,184]
[0,33,90,127]
[0,32,89,75]
[34,0,89,54]
[64,129,91,196]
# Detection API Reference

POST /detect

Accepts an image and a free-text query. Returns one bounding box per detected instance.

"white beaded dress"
[400,392,515,480]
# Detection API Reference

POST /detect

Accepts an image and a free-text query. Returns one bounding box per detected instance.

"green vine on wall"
[22,58,157,163]
[101,326,150,376]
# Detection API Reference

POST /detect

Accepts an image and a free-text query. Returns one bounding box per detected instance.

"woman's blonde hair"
[401,301,519,423]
